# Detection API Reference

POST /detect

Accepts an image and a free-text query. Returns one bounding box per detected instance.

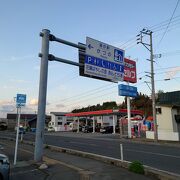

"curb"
[1,137,180,180]
[44,144,180,180]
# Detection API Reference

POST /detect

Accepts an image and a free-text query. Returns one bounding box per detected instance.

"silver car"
[0,154,10,180]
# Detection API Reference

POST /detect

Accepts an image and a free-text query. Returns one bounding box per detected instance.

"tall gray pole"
[150,32,158,141]
[14,106,21,165]
[34,29,50,162]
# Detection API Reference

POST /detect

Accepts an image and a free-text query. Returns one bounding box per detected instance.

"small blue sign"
[118,84,137,92]
[119,90,137,97]
[16,94,26,106]
[114,49,124,63]
[118,84,137,97]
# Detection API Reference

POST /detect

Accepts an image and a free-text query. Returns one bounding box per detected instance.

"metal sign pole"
[113,115,116,134]
[14,106,21,165]
[127,96,132,138]
[77,118,79,133]
[34,29,50,162]
[93,117,95,133]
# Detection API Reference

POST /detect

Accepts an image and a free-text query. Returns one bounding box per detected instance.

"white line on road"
[69,141,98,146]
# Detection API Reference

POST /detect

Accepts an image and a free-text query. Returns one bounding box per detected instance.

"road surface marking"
[69,141,98,146]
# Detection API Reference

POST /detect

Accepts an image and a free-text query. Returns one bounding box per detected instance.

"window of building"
[58,116,63,120]
[58,122,62,125]
[156,108,162,114]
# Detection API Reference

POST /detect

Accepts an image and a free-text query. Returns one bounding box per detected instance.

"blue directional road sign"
[85,37,125,82]
[118,84,137,97]
[16,94,26,106]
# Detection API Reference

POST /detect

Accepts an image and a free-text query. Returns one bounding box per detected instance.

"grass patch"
[129,161,144,174]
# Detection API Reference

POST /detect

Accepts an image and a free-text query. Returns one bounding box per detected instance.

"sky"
[0,0,180,117]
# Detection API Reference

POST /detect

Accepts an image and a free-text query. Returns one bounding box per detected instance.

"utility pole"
[137,28,158,142]
[34,29,50,161]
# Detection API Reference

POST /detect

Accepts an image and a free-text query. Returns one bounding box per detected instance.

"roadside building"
[66,109,143,134]
[6,113,51,130]
[49,112,73,131]
[146,91,180,141]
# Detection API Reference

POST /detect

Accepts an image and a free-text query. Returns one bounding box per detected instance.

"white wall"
[96,116,103,124]
[146,105,180,141]
[146,130,179,141]
[157,106,174,132]
[102,115,117,126]
[49,114,68,131]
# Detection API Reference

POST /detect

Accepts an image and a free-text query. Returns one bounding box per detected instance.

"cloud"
[0,100,16,118]
[1,55,35,63]
[0,100,14,106]
[10,79,30,83]
[166,67,180,79]
[57,85,67,91]
[29,99,38,106]
[29,98,50,106]
[0,105,15,112]
[2,85,15,89]
[56,104,65,108]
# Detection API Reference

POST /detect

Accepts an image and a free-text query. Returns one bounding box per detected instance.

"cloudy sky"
[0,0,180,117]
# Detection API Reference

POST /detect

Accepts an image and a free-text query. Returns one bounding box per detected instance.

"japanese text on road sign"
[85,37,125,82]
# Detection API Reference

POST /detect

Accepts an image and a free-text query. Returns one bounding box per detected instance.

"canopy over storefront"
[65,109,143,117]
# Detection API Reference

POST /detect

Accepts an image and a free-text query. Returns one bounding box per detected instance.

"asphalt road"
[1,131,180,175]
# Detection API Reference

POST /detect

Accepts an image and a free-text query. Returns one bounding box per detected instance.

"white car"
[0,153,10,180]
[48,127,55,132]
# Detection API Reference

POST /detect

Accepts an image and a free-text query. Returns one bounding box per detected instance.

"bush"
[129,161,144,174]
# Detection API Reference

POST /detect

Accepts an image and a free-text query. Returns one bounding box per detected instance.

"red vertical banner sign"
[123,58,137,83]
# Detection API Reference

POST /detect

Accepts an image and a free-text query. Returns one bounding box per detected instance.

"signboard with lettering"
[123,58,137,83]
[85,37,125,82]
[16,94,26,107]
[118,84,137,97]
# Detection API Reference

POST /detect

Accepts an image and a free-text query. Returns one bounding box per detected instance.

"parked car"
[72,125,83,132]
[100,126,113,134]
[48,127,55,132]
[19,127,25,134]
[0,154,10,180]
[30,128,36,132]
[82,126,93,133]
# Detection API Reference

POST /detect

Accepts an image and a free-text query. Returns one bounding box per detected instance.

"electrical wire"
[48,14,180,110]
[149,14,180,29]
[156,0,180,47]
[50,75,180,111]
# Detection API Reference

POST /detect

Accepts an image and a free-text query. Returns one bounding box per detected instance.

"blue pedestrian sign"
[85,37,125,82]
[16,94,26,107]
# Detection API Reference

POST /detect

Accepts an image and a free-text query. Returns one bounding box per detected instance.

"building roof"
[7,113,51,121]
[50,112,69,116]
[65,109,143,117]
[157,91,180,106]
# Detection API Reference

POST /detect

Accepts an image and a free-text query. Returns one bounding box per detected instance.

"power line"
[52,76,180,111]
[157,0,180,47]
[151,15,180,31]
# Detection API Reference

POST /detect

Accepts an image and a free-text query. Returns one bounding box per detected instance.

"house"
[7,113,51,130]
[146,91,180,141]
[49,112,73,131]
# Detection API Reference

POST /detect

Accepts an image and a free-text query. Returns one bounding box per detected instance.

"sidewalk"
[0,139,152,180]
